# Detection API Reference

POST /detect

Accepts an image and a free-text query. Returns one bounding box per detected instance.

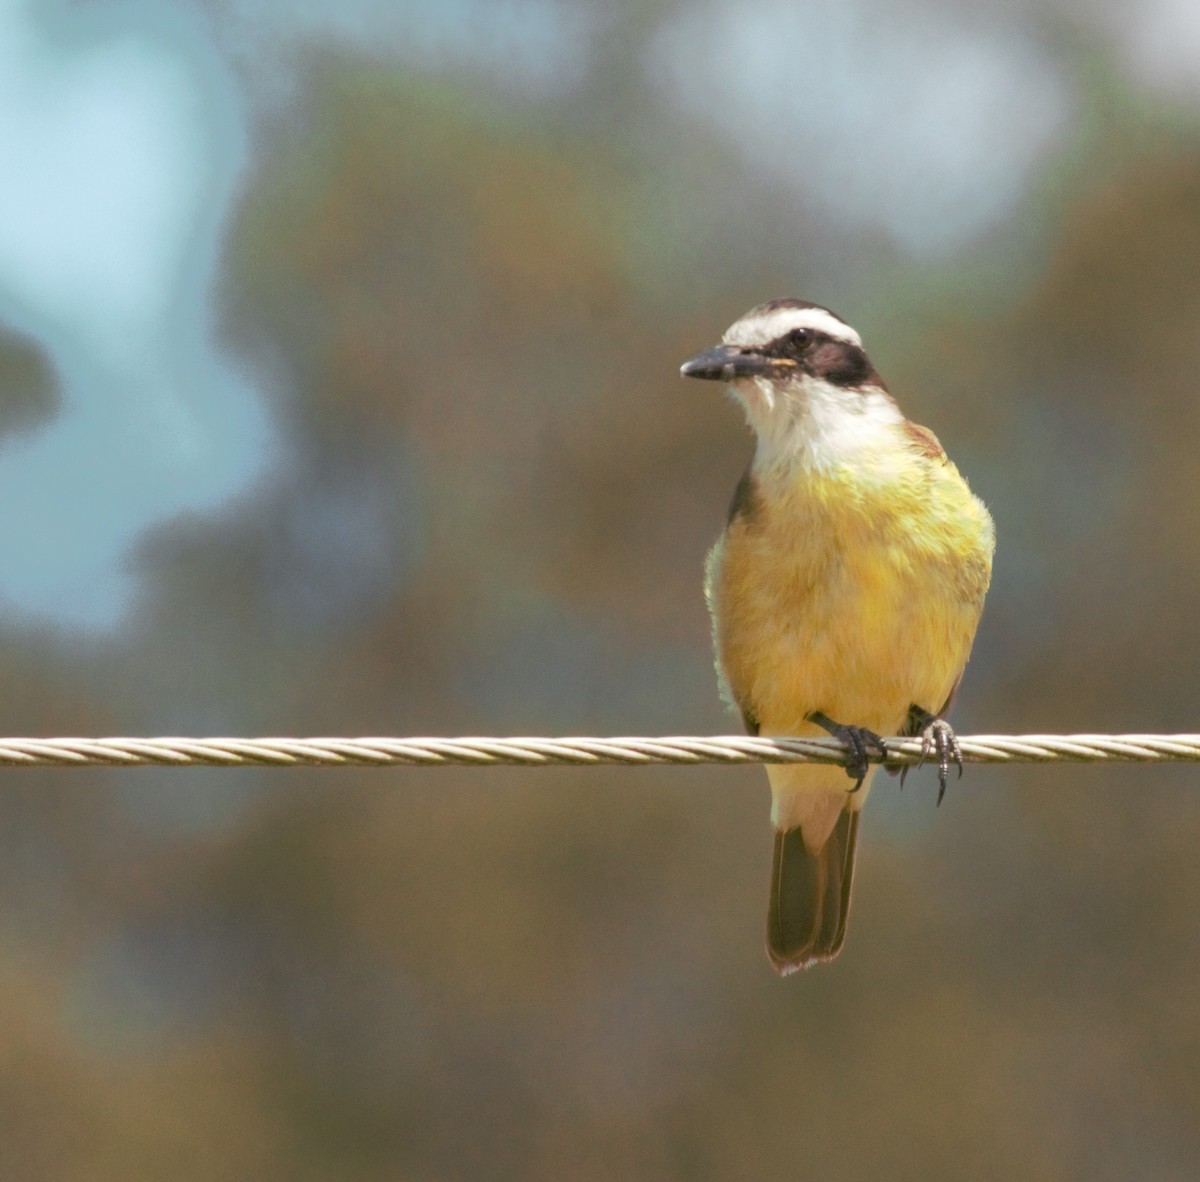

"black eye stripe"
[756,333,881,390]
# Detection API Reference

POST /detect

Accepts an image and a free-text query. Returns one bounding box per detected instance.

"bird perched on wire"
[681,299,994,974]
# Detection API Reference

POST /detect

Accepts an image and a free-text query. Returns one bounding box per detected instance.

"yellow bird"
[681,299,994,974]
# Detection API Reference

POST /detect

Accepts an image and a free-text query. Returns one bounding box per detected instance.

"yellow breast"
[706,440,993,738]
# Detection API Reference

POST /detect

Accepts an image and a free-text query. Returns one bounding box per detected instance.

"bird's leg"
[807,711,888,792]
[903,705,963,805]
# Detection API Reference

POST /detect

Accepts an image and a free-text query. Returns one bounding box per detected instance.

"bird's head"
[680,299,898,465]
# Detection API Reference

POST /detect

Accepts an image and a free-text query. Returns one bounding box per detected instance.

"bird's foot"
[904,711,963,805]
[807,711,887,792]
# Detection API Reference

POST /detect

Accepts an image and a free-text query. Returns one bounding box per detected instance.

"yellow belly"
[706,456,993,741]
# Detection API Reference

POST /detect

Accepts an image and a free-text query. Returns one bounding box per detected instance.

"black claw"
[807,711,888,792]
[918,718,963,807]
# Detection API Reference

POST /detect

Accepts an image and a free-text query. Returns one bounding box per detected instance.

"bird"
[680,299,994,974]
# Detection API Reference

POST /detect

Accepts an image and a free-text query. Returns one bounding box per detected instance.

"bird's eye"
[786,328,815,353]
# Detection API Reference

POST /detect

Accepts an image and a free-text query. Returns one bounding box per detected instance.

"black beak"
[679,344,785,381]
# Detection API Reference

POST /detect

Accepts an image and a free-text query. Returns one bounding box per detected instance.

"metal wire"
[0,733,1199,768]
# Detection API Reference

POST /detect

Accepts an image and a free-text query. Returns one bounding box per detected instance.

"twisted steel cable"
[0,733,1198,768]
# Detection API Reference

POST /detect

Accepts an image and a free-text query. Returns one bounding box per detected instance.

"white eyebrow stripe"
[723,305,862,349]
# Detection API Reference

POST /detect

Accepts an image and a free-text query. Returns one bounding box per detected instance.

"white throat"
[732,375,904,475]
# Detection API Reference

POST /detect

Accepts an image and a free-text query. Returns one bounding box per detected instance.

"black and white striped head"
[680,299,899,464]
[680,299,882,391]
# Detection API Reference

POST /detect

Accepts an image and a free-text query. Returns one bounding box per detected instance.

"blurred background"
[1,0,1199,1177]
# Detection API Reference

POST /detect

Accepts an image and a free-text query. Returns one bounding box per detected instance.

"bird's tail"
[767,802,860,974]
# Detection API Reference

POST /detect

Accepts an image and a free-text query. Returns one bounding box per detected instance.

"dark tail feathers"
[767,808,859,974]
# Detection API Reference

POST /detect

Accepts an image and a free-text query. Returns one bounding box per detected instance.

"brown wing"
[723,462,762,734]
[901,420,946,462]
[726,462,761,526]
